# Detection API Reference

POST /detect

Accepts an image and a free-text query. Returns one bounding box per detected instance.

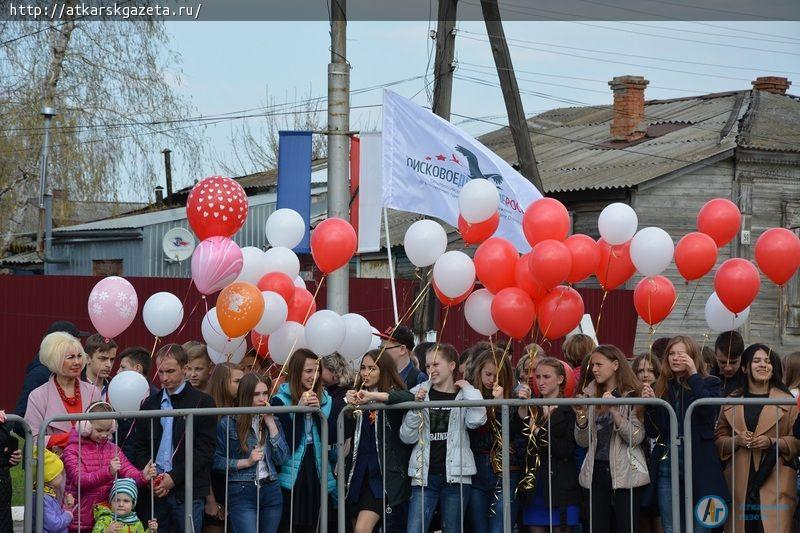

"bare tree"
[219,88,327,176]
[0,3,202,255]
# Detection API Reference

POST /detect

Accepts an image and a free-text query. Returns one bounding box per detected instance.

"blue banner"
[276,131,313,253]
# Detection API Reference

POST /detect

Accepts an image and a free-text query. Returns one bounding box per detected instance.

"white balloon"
[294,275,306,289]
[369,327,382,351]
[404,220,448,268]
[108,371,150,412]
[464,289,498,336]
[142,292,184,338]
[705,292,750,332]
[263,247,300,279]
[208,341,247,365]
[305,310,346,357]
[339,313,373,361]
[598,203,638,245]
[201,308,245,352]
[459,178,500,223]
[269,321,307,364]
[253,291,288,335]
[433,250,476,298]
[630,227,674,276]
[236,247,269,285]
[266,208,306,249]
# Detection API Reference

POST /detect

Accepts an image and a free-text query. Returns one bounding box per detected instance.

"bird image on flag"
[381,90,541,252]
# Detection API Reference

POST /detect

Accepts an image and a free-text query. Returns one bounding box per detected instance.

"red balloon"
[523,198,570,247]
[714,258,760,314]
[697,198,741,248]
[286,286,317,324]
[491,287,536,340]
[633,276,677,326]
[537,286,585,340]
[755,228,800,286]
[529,240,572,290]
[530,359,577,398]
[310,218,357,274]
[459,213,499,245]
[257,272,296,306]
[595,239,636,291]
[515,253,548,302]
[474,238,519,294]
[674,232,718,281]
[250,331,269,357]
[186,176,249,240]
[564,234,599,283]
[434,280,472,307]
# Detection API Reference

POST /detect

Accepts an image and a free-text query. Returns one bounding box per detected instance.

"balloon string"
[270,275,327,396]
[430,304,451,367]
[538,290,565,341]
[495,341,512,381]
[681,280,701,323]
[650,281,681,339]
[593,289,609,340]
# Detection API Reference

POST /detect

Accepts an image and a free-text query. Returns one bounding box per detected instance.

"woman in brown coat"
[715,343,800,533]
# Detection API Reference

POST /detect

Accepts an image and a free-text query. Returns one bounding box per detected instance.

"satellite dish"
[162,228,196,262]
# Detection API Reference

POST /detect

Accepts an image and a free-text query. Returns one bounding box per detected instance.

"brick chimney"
[751,76,791,95]
[609,75,650,142]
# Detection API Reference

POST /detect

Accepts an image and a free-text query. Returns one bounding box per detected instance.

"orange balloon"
[217,282,265,338]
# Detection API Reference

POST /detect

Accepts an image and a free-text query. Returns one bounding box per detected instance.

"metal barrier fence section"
[684,397,797,533]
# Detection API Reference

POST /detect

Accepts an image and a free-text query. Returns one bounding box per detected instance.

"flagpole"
[383,207,400,324]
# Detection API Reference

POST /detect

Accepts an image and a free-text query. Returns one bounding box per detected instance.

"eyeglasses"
[383,344,402,350]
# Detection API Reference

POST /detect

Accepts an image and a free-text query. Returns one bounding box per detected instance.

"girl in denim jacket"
[213,373,289,533]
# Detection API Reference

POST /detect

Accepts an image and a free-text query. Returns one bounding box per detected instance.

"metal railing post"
[34,427,47,533]
[501,404,511,533]
[336,409,346,533]
[184,413,193,533]
[5,415,34,533]
[318,409,328,533]
[667,396,681,533]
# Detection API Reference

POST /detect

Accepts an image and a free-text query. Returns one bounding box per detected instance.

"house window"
[93,260,123,277]
[784,202,800,335]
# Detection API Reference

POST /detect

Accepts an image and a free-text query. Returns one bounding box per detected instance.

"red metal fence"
[0,275,636,410]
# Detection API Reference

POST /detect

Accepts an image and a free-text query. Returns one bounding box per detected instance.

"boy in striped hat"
[92,478,158,533]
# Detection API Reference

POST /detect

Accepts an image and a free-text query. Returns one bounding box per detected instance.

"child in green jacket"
[92,478,157,533]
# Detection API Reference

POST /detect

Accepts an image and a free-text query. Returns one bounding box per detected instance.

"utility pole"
[162,148,174,205]
[36,106,56,261]
[415,0,459,339]
[327,0,350,314]
[481,0,543,192]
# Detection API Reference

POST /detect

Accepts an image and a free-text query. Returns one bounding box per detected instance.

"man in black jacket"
[710,330,745,397]
[131,344,216,533]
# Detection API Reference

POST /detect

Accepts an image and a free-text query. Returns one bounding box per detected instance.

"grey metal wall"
[46,191,328,277]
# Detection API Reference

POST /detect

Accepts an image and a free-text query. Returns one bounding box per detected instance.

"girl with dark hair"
[213,373,289,533]
[342,350,414,533]
[715,344,800,533]
[521,357,581,532]
[572,345,649,533]
[631,353,663,533]
[400,343,487,533]
[269,349,337,532]
[641,336,728,533]
[466,349,524,533]
[782,351,800,397]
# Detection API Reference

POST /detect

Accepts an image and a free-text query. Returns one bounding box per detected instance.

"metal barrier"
[336,397,681,533]
[684,397,797,533]
[33,406,328,533]
[5,414,34,533]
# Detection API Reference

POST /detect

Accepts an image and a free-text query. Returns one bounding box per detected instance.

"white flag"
[357,132,383,253]
[381,90,542,252]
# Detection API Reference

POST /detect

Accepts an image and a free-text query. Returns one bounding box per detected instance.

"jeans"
[407,474,471,533]
[227,480,283,533]
[657,459,710,533]
[153,493,204,533]
[468,453,521,533]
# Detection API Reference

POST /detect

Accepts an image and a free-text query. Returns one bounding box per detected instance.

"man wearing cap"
[14,321,89,418]
[381,325,427,389]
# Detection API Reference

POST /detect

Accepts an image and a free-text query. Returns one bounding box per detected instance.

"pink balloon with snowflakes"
[186,176,249,240]
[88,276,138,339]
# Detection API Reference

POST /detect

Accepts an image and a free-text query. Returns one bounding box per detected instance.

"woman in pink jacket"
[62,401,156,532]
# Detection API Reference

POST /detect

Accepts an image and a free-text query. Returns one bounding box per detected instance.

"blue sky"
[157,20,800,199]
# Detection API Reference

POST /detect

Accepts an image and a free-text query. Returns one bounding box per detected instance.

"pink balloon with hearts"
[88,276,139,339]
[191,236,244,295]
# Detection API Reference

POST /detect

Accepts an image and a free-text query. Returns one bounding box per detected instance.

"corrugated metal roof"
[739,91,800,152]
[0,250,41,265]
[480,93,751,193]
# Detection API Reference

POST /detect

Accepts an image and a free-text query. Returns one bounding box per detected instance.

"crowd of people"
[4,319,800,533]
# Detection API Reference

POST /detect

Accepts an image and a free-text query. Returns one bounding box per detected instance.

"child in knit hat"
[36,448,76,533]
[91,478,157,533]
